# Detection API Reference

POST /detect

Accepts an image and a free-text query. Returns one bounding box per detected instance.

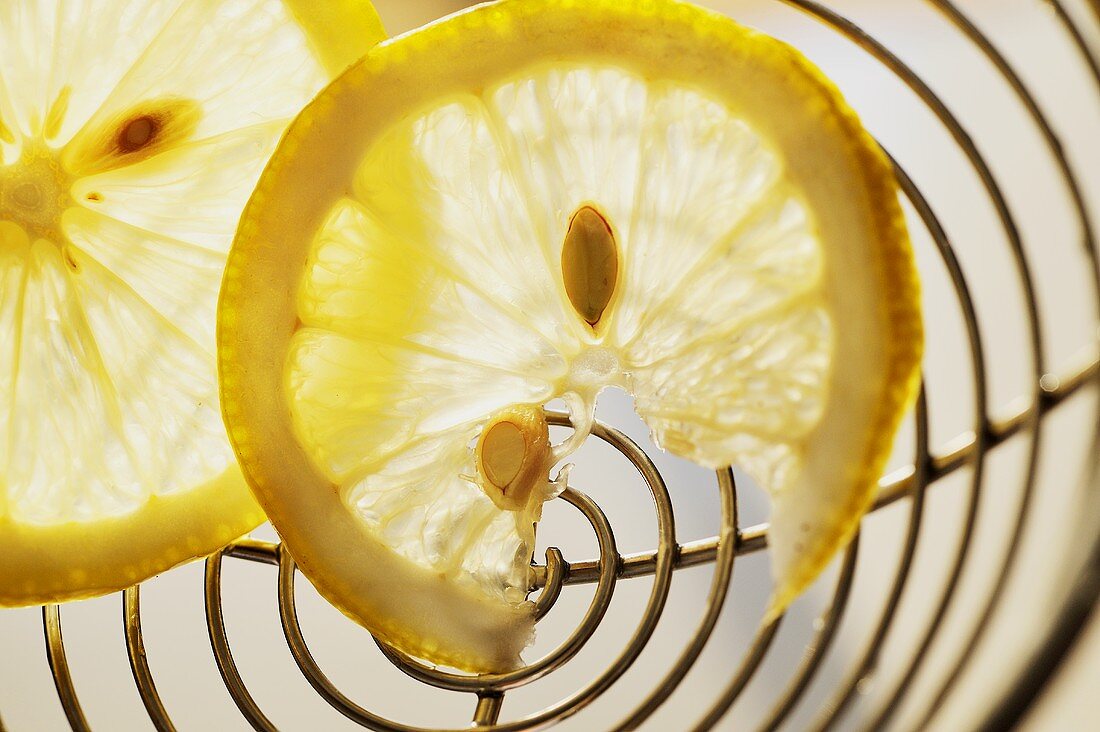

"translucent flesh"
[289,64,830,607]
[0,0,386,602]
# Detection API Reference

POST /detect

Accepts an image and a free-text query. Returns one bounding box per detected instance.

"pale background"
[2,0,1099,729]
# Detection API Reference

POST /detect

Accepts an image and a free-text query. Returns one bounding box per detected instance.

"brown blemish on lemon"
[62,247,81,273]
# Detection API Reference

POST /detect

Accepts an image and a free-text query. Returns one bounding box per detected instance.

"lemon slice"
[219,0,922,672]
[0,0,385,606]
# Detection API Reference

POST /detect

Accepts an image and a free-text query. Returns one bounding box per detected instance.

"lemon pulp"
[0,0,385,605]
[220,0,922,671]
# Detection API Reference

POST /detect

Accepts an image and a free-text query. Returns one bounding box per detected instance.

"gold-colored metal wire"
[12,0,1100,729]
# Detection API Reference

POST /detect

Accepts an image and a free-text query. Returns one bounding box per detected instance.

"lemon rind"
[0,467,262,606]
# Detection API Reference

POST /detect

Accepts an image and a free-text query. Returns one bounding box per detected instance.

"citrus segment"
[220,0,921,671]
[0,0,385,605]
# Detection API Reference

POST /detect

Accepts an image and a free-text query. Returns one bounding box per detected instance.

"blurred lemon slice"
[0,0,385,605]
[219,0,922,672]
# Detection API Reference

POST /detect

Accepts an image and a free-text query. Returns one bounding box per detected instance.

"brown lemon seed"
[118,115,159,153]
[475,406,550,512]
[562,205,618,329]
[481,421,525,488]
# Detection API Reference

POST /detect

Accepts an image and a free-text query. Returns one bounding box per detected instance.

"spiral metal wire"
[10,0,1100,730]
